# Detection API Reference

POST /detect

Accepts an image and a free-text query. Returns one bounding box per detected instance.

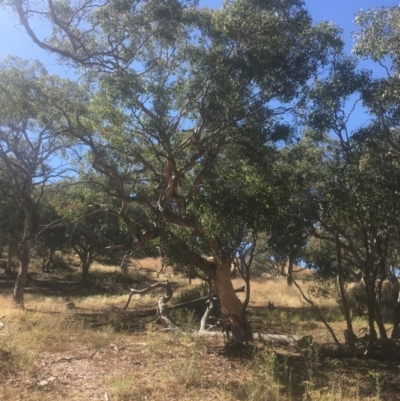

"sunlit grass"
[0,258,396,400]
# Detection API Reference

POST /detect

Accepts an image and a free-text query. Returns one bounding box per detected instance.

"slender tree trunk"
[392,296,400,339]
[364,277,378,356]
[43,247,55,273]
[6,246,14,273]
[375,280,388,339]
[384,263,400,339]
[335,231,355,345]
[285,252,294,286]
[13,252,28,308]
[11,177,36,308]
[337,274,355,346]
[13,198,34,308]
[80,250,93,284]
[214,260,251,342]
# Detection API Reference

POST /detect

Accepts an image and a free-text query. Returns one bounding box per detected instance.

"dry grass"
[0,257,399,400]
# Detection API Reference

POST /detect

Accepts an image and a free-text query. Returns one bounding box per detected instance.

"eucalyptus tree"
[49,180,135,283]
[10,0,342,340]
[353,5,400,153]
[0,57,82,307]
[304,103,400,352]
[0,187,24,273]
[261,139,322,285]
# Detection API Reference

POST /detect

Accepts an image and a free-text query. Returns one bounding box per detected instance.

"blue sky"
[0,0,396,74]
[0,0,397,131]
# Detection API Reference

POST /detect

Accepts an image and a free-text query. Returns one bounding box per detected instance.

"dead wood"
[291,277,342,346]
[123,281,307,345]
[195,330,311,346]
[319,345,386,359]
[123,281,171,310]
[123,284,245,312]
[155,280,180,330]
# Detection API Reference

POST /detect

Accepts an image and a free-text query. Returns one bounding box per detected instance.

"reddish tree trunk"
[214,260,251,342]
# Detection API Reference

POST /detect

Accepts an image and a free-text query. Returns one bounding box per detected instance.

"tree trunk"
[364,278,378,356]
[81,258,90,284]
[214,261,251,343]
[285,252,294,286]
[43,247,55,273]
[385,263,400,339]
[375,280,388,339]
[80,249,93,284]
[13,254,28,308]
[6,246,13,273]
[335,230,355,345]
[13,198,34,308]
[337,274,355,346]
[392,296,400,339]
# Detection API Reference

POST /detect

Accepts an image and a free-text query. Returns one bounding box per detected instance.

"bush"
[339,281,399,322]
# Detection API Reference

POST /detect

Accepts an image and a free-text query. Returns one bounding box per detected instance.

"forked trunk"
[214,261,251,342]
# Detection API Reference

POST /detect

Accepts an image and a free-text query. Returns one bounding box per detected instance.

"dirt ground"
[1,258,400,400]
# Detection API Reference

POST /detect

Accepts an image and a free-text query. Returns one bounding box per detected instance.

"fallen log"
[155,281,179,331]
[122,282,308,346]
[196,330,311,346]
[319,338,400,359]
[123,285,245,311]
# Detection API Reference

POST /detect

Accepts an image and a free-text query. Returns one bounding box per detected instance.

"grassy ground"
[1,257,400,400]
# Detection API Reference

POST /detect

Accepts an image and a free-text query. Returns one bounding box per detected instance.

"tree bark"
[385,263,400,339]
[335,231,355,346]
[214,261,251,342]
[285,252,294,286]
[13,198,35,308]
[6,246,13,273]
[375,279,388,339]
[81,257,90,284]
[392,297,400,339]
[78,249,93,284]
[13,255,28,308]
[364,277,378,356]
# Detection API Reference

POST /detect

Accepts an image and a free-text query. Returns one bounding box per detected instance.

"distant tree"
[353,5,400,154]
[50,180,132,283]
[0,57,82,307]
[301,42,400,351]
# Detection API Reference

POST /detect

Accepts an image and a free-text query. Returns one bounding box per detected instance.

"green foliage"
[342,282,400,321]
[7,0,343,289]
